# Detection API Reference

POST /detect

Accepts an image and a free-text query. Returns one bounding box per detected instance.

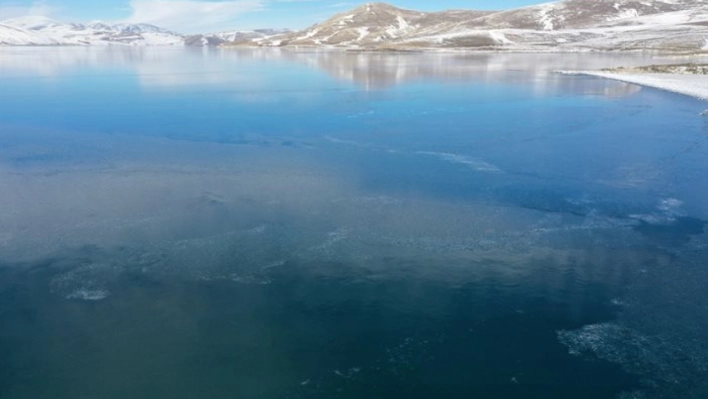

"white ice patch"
[416,151,502,173]
[628,213,669,224]
[333,367,361,378]
[355,195,402,206]
[658,198,683,214]
[322,229,348,248]
[579,72,708,101]
[629,198,686,225]
[202,259,286,285]
[558,323,634,357]
[230,272,272,285]
[50,262,118,301]
[66,288,110,301]
[323,135,369,147]
[247,224,268,234]
[531,210,637,235]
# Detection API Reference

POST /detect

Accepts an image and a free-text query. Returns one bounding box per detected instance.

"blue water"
[1,48,707,399]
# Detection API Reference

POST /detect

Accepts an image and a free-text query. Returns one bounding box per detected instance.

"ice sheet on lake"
[557,322,704,398]
[576,71,708,100]
[558,243,708,399]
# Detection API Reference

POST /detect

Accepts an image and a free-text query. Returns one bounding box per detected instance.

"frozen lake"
[1,48,707,399]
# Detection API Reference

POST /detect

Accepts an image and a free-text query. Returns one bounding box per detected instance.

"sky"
[0,0,550,34]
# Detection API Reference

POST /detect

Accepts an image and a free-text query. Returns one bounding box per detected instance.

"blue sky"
[1,0,549,33]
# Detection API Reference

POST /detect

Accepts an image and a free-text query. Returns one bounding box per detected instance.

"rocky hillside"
[464,0,702,30]
[251,1,708,52]
[253,3,494,47]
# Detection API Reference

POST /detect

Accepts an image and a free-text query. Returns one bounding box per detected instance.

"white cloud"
[325,2,352,8]
[0,0,60,20]
[122,0,265,34]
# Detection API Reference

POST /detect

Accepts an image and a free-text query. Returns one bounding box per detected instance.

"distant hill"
[464,0,702,30]
[184,29,292,46]
[0,16,183,46]
[0,16,292,47]
[252,1,708,52]
[252,3,496,47]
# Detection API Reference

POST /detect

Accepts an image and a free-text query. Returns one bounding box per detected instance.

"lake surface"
[1,48,707,399]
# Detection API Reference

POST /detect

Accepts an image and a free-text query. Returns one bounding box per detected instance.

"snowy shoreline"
[563,70,708,101]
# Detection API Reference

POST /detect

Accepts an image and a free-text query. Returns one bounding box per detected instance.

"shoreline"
[565,70,708,101]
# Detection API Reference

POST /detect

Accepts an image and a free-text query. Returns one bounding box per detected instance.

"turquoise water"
[0,48,707,399]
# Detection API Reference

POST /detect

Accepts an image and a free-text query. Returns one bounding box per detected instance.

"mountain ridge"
[0,16,183,46]
[250,1,708,52]
[1,0,707,51]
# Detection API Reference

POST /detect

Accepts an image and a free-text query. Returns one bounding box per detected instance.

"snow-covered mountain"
[184,29,291,46]
[461,0,701,30]
[0,16,183,46]
[253,1,708,52]
[253,3,494,47]
[1,0,706,51]
[0,16,291,47]
[0,23,56,45]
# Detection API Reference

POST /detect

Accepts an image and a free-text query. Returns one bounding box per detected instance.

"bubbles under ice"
[333,367,361,379]
[66,288,110,301]
[558,321,708,398]
[629,198,686,225]
[50,262,119,301]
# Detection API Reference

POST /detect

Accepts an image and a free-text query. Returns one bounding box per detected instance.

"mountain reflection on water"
[3,47,697,90]
[0,48,707,399]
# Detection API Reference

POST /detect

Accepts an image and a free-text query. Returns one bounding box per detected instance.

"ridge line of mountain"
[1,1,707,52]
